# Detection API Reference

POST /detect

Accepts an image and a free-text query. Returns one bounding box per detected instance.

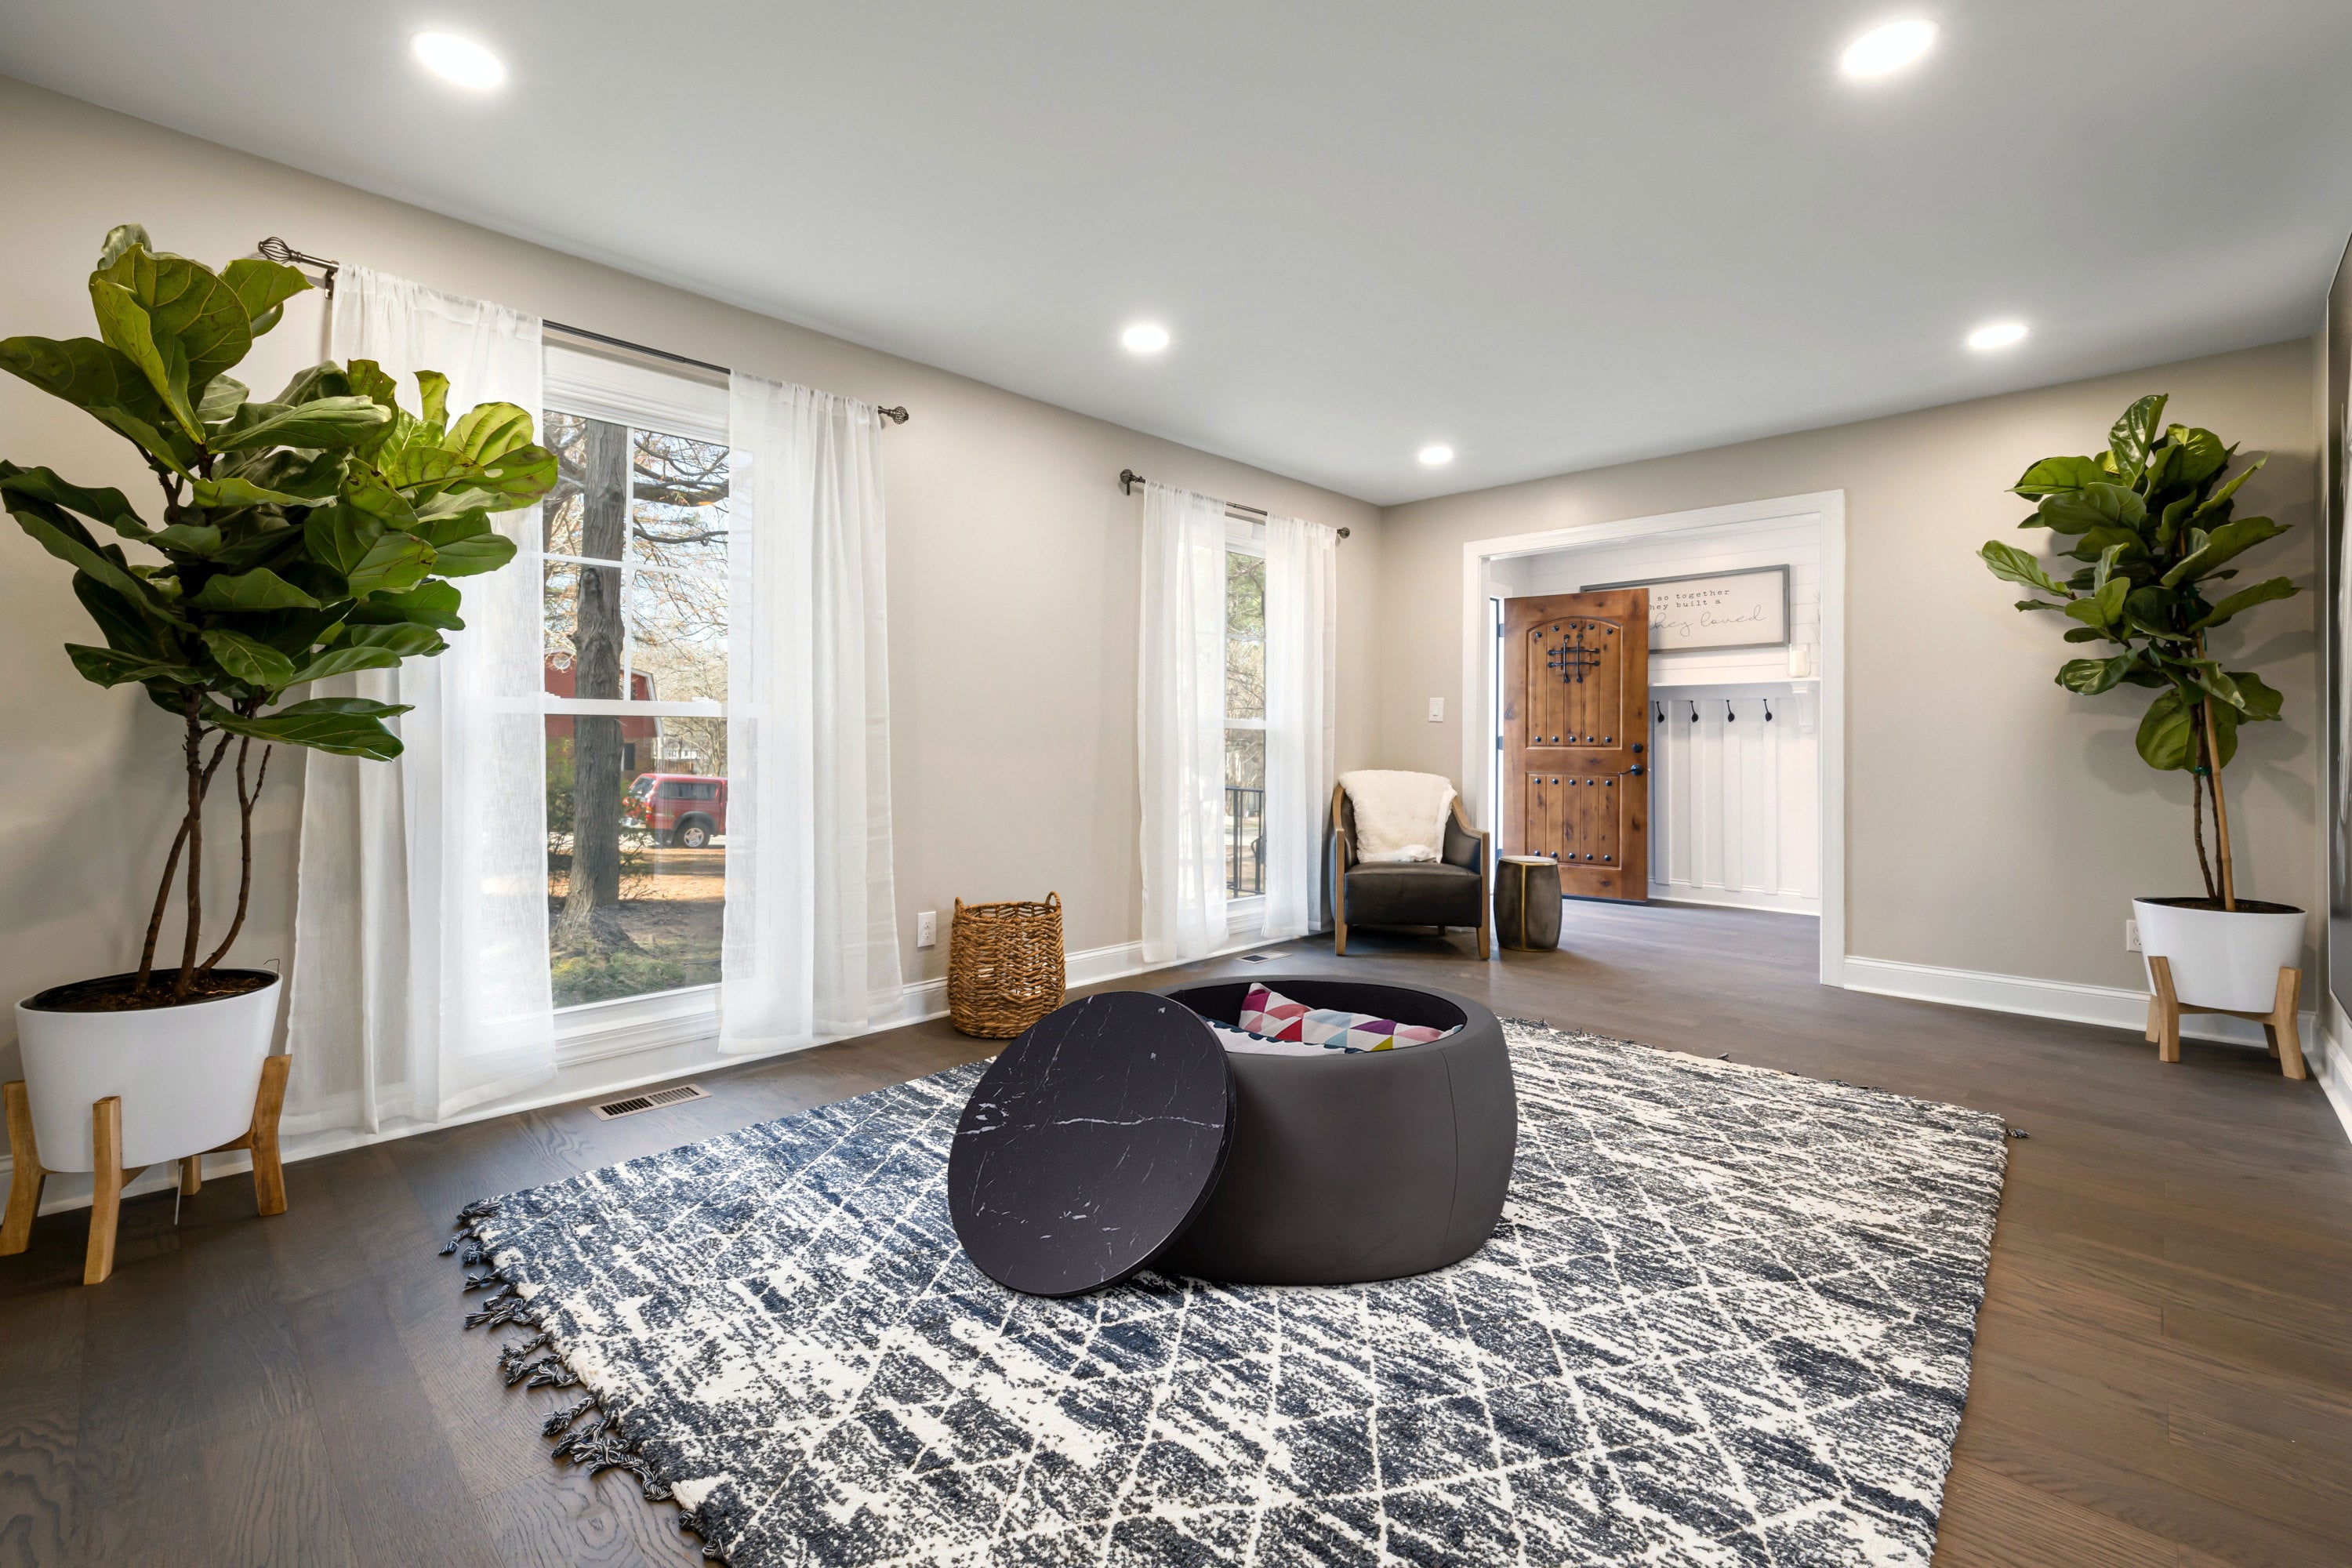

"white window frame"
[1224,517,1267,920]
[541,343,733,1059]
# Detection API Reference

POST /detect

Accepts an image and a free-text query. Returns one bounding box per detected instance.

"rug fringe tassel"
[445,1202,722,1560]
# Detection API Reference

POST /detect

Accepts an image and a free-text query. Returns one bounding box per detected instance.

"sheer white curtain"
[1138,481,1232,964]
[285,267,554,1132]
[1260,512,1339,938]
[721,372,904,1054]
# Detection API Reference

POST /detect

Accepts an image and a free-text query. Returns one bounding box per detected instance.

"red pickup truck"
[627,774,728,848]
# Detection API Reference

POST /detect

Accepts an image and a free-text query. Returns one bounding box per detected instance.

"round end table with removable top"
[946,990,1233,1298]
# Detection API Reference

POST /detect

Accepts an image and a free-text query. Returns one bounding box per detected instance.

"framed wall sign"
[1584,565,1791,652]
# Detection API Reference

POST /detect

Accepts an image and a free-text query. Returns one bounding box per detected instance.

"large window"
[541,359,731,1010]
[1224,537,1265,899]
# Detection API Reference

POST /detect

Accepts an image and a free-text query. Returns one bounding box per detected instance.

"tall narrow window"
[540,364,731,1009]
[1224,539,1267,898]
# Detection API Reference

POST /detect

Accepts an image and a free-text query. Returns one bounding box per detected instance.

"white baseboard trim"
[8,929,1290,1221]
[1647,884,1822,916]
[1843,955,2319,1053]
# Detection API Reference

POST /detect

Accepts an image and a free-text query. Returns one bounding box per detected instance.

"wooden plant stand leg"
[180,1156,201,1196]
[199,1054,291,1218]
[2145,957,2306,1081]
[86,1096,131,1286]
[3,1081,45,1257]
[2265,967,2307,1082]
[2147,956,2183,1064]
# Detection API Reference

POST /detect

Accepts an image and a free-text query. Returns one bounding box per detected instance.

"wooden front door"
[1501,590,1650,901]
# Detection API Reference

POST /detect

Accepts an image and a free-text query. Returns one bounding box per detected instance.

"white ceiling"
[5,3,2350,505]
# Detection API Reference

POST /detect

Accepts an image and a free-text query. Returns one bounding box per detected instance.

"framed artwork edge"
[1584,564,1792,653]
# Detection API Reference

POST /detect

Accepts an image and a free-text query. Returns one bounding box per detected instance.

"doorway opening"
[1461,492,1846,984]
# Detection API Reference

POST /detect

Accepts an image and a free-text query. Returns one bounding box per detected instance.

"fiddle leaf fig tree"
[1,226,555,1003]
[1977,392,2291,911]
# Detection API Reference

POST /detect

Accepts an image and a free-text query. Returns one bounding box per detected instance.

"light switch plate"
[1428,697,1445,722]
[916,910,938,948]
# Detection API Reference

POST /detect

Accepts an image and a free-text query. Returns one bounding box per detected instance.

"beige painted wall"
[1377,339,2320,994]
[0,78,1383,1080]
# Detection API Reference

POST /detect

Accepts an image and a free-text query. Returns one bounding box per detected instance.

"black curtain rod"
[250,239,908,425]
[1119,469,1349,538]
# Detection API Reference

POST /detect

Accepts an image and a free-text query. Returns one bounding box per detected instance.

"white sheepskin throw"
[1341,769,1457,863]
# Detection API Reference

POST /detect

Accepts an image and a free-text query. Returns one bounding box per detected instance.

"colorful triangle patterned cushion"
[1240,983,1455,1052]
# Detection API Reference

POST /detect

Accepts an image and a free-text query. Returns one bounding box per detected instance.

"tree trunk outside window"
[554,417,630,951]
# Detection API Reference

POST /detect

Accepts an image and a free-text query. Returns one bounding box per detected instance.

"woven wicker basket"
[947,892,1066,1038]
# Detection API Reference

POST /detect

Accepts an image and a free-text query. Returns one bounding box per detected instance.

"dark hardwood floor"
[5,901,2350,1566]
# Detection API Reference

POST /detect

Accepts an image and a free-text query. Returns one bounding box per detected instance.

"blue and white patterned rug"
[448,1021,2008,1566]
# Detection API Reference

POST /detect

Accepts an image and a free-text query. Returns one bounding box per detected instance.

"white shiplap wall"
[1496,514,1823,915]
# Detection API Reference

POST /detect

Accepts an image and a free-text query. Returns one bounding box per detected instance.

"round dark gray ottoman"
[1149,978,1516,1286]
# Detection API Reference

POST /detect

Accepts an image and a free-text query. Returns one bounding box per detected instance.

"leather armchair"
[1328,781,1490,959]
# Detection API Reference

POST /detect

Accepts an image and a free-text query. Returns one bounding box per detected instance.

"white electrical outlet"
[1428,696,1445,722]
[916,910,938,948]
[2124,917,2140,953]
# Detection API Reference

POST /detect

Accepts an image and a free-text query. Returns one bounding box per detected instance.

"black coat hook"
[1653,702,1664,723]
[1763,699,1774,722]
[1687,701,1698,722]
[1726,699,1737,723]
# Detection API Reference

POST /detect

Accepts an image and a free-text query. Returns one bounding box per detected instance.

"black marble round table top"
[948,990,1235,1298]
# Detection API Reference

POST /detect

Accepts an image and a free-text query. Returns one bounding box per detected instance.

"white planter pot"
[16,971,278,1173]
[2132,899,2304,1013]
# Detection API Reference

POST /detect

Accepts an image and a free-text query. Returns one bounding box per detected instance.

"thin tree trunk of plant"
[2190,760,2217,902]
[201,739,270,971]
[136,733,235,989]
[172,692,206,999]
[2199,694,2238,911]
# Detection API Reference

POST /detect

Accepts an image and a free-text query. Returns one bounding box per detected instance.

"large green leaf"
[220,257,309,337]
[0,336,189,466]
[2058,654,2134,694]
[343,531,436,597]
[204,696,410,758]
[343,622,447,659]
[96,224,150,269]
[151,523,223,556]
[93,244,254,408]
[2165,425,2229,487]
[186,567,319,612]
[0,466,149,539]
[2108,394,2168,480]
[1,476,181,619]
[2190,576,2299,631]
[2123,585,2191,641]
[2135,686,2198,771]
[2063,576,2128,632]
[66,644,201,688]
[429,531,517,577]
[87,277,199,440]
[73,571,176,657]
[209,396,393,452]
[196,372,249,424]
[273,362,352,405]
[200,627,298,689]
[301,502,385,579]
[2190,454,2266,523]
[2231,670,2284,721]
[2042,483,2147,536]
[2161,514,2285,586]
[448,401,537,465]
[288,643,405,684]
[2012,455,2107,497]
[347,579,463,630]
[188,474,307,510]
[1979,540,2068,596]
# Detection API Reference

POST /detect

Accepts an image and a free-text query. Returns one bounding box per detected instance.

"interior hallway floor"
[4,901,2350,1566]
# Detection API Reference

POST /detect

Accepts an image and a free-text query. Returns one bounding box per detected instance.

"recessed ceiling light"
[1418,445,1455,466]
[1120,323,1170,354]
[412,32,506,90]
[1966,320,2029,351]
[1840,19,1937,78]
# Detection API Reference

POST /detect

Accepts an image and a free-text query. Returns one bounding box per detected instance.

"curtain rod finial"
[877,405,909,425]
[1120,468,1143,495]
